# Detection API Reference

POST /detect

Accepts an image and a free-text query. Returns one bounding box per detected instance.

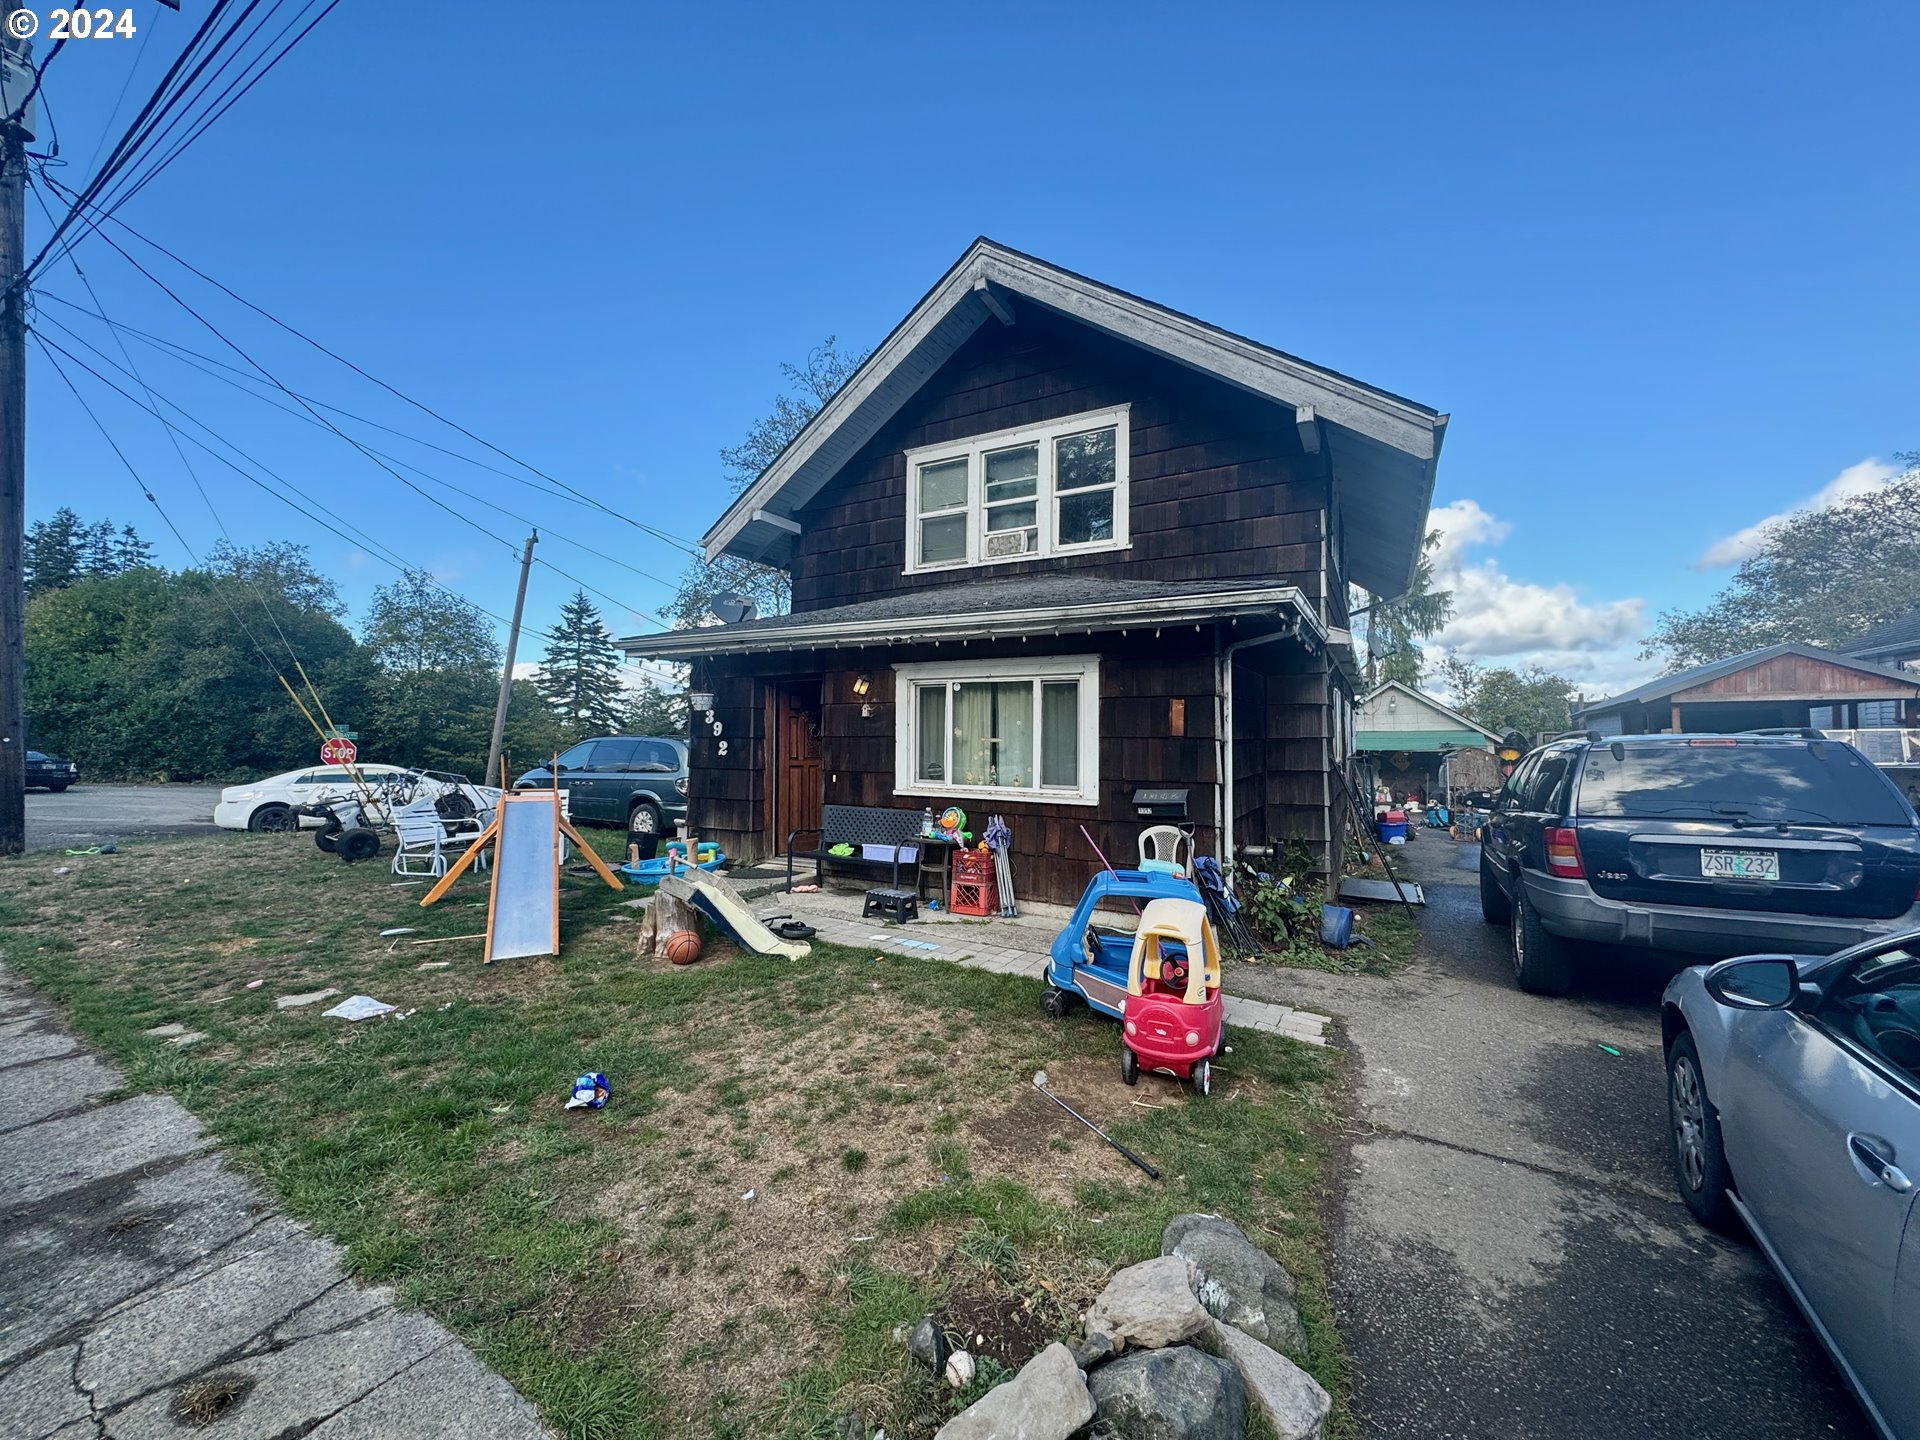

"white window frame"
[892,655,1101,806]
[902,405,1131,574]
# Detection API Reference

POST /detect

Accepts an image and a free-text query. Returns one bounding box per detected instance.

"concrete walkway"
[0,963,552,1440]
[770,890,1333,1046]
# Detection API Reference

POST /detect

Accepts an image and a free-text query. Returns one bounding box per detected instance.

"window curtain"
[951,682,1033,788]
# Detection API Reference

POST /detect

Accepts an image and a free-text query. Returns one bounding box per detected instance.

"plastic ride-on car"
[1043,868,1225,1095]
[1121,897,1225,1096]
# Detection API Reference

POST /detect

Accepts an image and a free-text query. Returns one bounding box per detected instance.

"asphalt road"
[1234,835,1870,1440]
[23,784,224,853]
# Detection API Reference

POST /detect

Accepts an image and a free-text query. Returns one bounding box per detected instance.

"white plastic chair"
[1137,825,1193,875]
[391,799,486,878]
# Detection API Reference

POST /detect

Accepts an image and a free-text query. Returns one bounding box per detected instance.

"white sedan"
[214,766,495,833]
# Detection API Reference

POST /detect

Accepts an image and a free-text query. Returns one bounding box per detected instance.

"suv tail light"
[1545,827,1585,879]
[674,777,689,797]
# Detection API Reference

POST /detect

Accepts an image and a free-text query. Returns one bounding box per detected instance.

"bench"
[786,804,924,892]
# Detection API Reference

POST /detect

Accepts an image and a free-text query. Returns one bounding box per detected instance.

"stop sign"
[320,736,357,766]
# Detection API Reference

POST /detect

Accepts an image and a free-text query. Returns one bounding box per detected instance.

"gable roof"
[1846,607,1920,661]
[1576,644,1920,718]
[704,238,1448,598]
[1358,680,1503,744]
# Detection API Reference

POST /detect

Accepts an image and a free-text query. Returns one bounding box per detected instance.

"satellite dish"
[711,591,758,625]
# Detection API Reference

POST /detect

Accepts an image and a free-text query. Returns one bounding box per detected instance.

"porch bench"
[786,804,923,892]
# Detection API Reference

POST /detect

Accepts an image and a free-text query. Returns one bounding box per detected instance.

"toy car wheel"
[337,827,381,863]
[1191,1059,1212,1098]
[1042,985,1076,1019]
[1120,1045,1139,1086]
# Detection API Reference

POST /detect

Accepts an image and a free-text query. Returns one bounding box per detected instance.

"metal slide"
[488,792,560,962]
[658,873,812,959]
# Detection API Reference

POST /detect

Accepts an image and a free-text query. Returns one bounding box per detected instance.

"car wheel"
[1041,985,1076,1019]
[249,804,295,834]
[1120,1045,1140,1086]
[435,792,475,822]
[1510,891,1573,995]
[628,803,662,839]
[337,827,381,863]
[48,783,70,793]
[1667,1032,1740,1233]
[1479,848,1512,926]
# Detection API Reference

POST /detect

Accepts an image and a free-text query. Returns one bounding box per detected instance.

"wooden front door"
[774,683,823,846]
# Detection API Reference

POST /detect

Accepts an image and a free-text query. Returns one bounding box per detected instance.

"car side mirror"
[552,763,569,773]
[1704,955,1805,1011]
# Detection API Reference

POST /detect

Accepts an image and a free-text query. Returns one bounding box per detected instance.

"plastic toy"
[1045,866,1201,1020]
[564,1071,610,1110]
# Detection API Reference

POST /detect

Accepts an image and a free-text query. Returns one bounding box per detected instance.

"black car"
[25,750,78,792]
[1480,732,1920,994]
[515,736,688,841]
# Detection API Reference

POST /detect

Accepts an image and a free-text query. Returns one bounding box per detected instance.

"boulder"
[936,1342,1095,1440]
[908,1315,947,1372]
[1087,1345,1246,1440]
[1209,1319,1331,1440]
[1083,1255,1209,1352]
[1065,1332,1116,1371]
[1161,1212,1306,1355]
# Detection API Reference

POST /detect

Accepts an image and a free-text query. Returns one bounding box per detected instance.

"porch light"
[851,673,872,696]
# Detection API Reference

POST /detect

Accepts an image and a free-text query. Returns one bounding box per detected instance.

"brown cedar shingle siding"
[789,307,1327,612]
[688,636,1226,902]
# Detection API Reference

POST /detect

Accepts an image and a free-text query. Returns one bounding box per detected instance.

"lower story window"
[894,656,1099,805]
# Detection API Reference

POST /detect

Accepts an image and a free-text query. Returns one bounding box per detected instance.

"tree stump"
[637,885,702,960]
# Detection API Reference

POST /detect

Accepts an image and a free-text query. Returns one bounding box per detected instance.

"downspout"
[1218,619,1300,867]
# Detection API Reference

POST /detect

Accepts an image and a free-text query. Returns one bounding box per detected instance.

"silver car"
[1663,933,1920,1439]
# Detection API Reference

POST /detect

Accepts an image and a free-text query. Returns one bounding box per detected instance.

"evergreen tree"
[24,508,84,595]
[79,520,118,577]
[1353,529,1454,687]
[112,524,156,571]
[536,590,627,739]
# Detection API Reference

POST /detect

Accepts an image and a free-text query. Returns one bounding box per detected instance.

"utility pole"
[0,11,32,856]
[485,531,537,790]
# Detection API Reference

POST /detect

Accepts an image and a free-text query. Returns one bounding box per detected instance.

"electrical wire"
[37,173,702,556]
[83,13,157,179]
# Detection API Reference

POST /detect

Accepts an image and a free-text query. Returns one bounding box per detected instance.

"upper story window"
[903,406,1130,573]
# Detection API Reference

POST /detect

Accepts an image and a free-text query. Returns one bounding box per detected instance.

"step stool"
[862,886,919,923]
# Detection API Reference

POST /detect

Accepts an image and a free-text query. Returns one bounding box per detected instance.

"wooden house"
[617,240,1448,902]
[1354,680,1500,803]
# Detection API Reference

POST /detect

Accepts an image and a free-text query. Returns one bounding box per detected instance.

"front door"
[774,683,823,848]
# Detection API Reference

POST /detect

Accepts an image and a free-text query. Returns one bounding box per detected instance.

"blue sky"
[27,1,1918,699]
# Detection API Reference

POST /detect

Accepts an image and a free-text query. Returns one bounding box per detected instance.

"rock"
[1065,1332,1116,1371]
[944,1350,975,1388]
[1084,1255,1209,1352]
[275,988,340,1010]
[937,1342,1094,1440]
[1209,1319,1330,1440]
[908,1315,947,1372]
[1162,1212,1306,1355]
[833,1413,866,1440]
[1087,1345,1246,1440]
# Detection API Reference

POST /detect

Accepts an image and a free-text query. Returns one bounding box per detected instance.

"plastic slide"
[489,792,561,962]
[658,872,811,959]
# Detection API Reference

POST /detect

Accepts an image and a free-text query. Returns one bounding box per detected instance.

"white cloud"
[1696,457,1899,569]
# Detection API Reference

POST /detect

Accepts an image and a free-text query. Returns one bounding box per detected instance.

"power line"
[83,14,157,179]
[37,173,701,556]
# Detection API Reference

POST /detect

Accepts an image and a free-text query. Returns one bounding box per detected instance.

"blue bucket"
[1320,904,1355,948]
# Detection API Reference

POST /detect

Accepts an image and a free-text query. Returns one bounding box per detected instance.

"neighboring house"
[1575,644,1920,773]
[617,239,1447,902]
[1353,680,1499,803]
[1846,607,1920,673]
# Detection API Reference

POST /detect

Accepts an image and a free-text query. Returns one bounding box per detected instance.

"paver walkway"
[778,895,1333,1046]
[0,962,552,1440]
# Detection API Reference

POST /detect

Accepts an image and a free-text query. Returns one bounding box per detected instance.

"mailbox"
[1132,787,1189,819]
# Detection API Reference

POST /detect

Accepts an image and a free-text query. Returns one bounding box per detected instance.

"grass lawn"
[0,829,1349,1440]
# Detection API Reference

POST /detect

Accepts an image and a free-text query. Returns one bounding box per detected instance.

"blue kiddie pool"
[1043,867,1203,1019]
[618,849,728,887]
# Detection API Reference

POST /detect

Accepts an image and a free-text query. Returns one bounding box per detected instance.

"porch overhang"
[615,582,1325,662]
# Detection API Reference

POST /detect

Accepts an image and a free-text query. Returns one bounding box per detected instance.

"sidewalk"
[767,887,1334,1046]
[0,963,552,1440]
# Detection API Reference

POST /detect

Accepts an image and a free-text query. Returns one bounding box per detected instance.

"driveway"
[1233,835,1869,1440]
[24,785,223,853]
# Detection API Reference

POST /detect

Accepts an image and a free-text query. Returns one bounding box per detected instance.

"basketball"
[664,929,703,966]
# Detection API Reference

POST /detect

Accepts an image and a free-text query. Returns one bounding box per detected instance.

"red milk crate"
[952,848,995,883]
[949,874,999,917]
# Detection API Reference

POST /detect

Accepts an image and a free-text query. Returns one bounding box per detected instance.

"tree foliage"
[536,590,627,741]
[1354,529,1453,686]
[360,571,501,775]
[668,337,868,627]
[26,507,156,595]
[1436,656,1577,743]
[1645,455,1920,671]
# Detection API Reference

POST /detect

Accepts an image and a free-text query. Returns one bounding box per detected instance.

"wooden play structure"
[418,789,623,963]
